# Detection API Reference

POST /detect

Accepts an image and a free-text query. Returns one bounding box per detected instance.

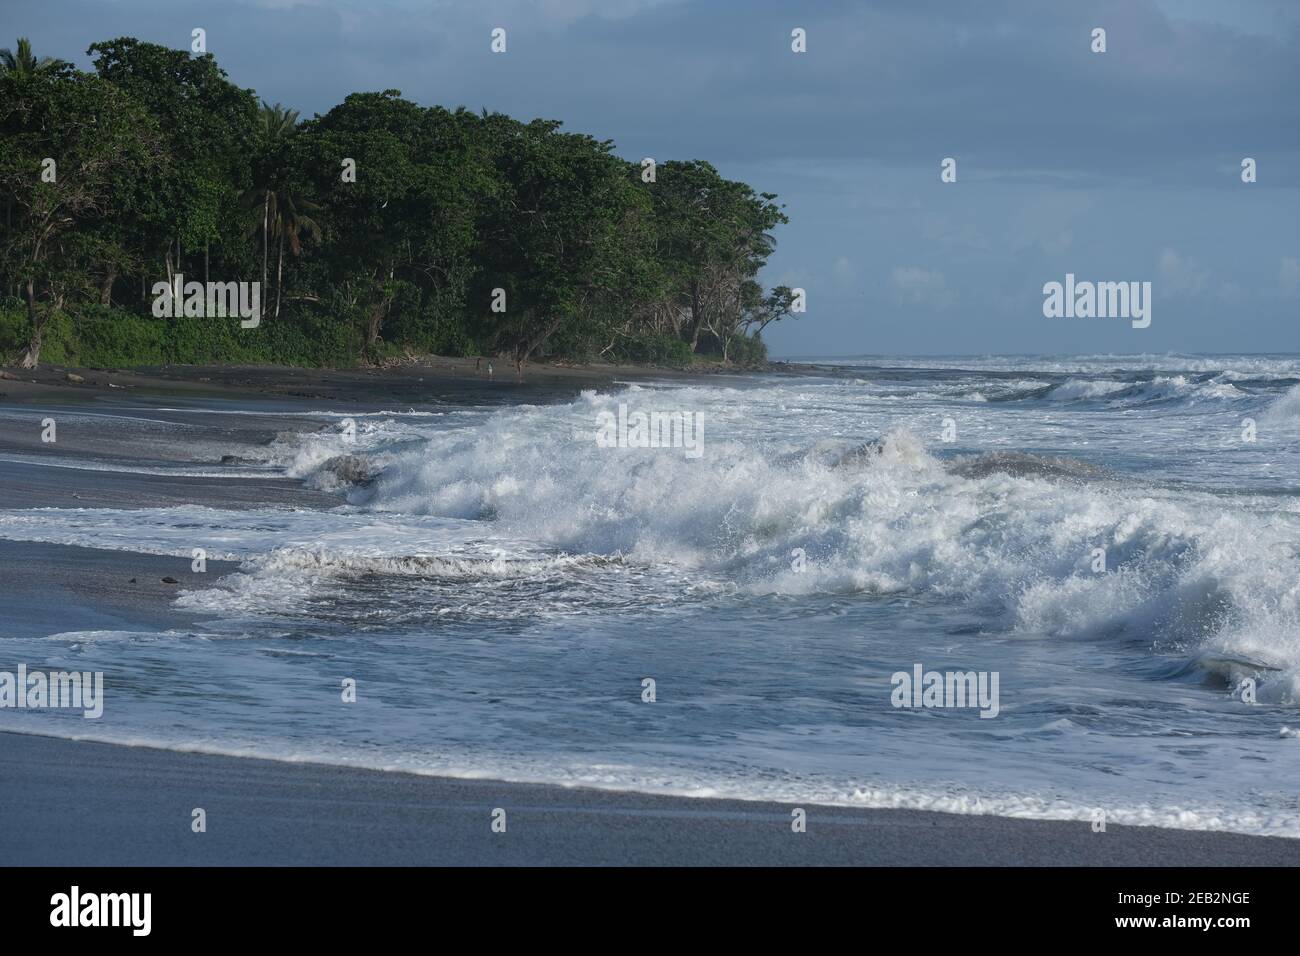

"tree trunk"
[275,230,285,320]
[99,264,117,306]
[688,279,704,352]
[261,192,270,308]
[366,298,390,350]
[514,311,565,370]
[18,278,42,369]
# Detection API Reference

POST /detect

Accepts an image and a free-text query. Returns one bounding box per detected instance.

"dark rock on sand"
[319,454,378,487]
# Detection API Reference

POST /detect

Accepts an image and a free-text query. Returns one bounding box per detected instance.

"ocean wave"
[289,393,1300,701]
[1038,375,1246,404]
[1262,383,1300,424]
[1045,379,1129,400]
[248,546,622,580]
[806,353,1300,378]
[9,376,1299,706]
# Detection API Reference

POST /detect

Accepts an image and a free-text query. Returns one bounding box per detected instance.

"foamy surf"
[2,354,1298,839]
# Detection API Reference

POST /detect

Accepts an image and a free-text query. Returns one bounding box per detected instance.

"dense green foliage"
[0,37,797,370]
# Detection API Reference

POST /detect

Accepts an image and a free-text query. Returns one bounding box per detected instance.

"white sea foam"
[796,353,1300,377]
[0,505,494,561]
[280,393,1298,701]
[1047,379,1130,400]
[1046,376,1245,403]
[5,382,1299,701]
[1262,383,1300,424]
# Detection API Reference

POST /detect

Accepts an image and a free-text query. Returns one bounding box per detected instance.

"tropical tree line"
[0,36,798,370]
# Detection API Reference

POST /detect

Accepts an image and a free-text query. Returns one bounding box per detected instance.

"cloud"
[534,0,684,23]
[1158,248,1210,296]
[1281,257,1300,296]
[891,266,954,309]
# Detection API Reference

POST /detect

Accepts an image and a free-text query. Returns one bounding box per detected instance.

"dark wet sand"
[0,356,808,409]
[2,731,1297,866]
[0,540,239,639]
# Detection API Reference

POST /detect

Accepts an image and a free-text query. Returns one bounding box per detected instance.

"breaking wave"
[267,391,1300,704]
[1033,375,1247,404]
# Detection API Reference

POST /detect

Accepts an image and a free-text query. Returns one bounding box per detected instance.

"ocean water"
[3,354,1300,836]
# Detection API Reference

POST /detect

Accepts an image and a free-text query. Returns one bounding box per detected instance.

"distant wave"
[988,375,1251,405]
[804,353,1300,377]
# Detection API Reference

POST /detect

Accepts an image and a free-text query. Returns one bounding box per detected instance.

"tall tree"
[0,38,71,79]
[473,115,657,370]
[649,161,787,354]
[0,69,163,365]
[0,37,790,370]
[301,92,489,357]
[89,38,258,294]
[243,103,317,319]
[269,187,321,320]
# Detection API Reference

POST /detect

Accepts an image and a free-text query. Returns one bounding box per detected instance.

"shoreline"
[3,729,1298,866]
[0,357,828,409]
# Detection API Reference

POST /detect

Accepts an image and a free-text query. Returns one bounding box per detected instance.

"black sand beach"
[0,356,796,409]
[3,731,1298,866]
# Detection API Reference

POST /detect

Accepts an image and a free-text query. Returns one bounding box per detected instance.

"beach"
[2,0,1296,881]
[5,731,1299,866]
[2,356,1300,865]
[0,357,765,408]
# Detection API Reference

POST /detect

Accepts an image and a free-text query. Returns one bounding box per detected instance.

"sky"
[5,0,1298,357]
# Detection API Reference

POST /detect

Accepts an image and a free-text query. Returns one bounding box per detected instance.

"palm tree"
[269,189,321,319]
[240,103,301,315]
[0,38,70,78]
